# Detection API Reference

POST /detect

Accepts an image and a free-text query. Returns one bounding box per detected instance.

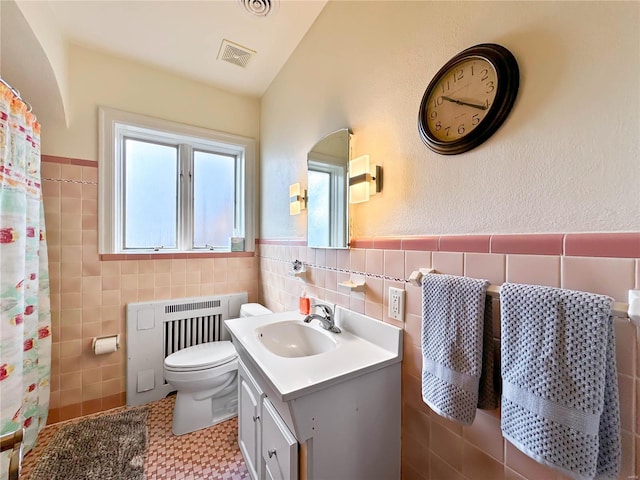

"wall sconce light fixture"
[349,155,382,204]
[289,182,307,215]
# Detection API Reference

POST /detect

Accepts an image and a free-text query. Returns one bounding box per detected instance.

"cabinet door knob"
[252,415,260,422]
[268,449,277,458]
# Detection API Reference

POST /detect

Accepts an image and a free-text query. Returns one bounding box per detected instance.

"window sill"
[99,251,255,261]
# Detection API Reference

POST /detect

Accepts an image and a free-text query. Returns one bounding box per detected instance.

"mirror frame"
[306,128,352,249]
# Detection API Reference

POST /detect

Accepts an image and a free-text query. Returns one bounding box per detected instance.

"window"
[99,107,256,254]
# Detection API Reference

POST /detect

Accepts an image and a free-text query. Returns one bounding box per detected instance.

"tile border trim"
[42,154,98,167]
[564,232,640,258]
[258,232,640,258]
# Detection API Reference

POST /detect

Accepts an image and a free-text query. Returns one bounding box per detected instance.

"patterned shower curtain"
[0,83,51,472]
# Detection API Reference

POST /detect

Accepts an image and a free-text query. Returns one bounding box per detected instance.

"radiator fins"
[164,314,222,357]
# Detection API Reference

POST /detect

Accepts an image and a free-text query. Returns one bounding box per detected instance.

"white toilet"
[163,302,272,435]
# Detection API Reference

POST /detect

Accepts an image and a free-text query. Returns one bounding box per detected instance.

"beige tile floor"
[21,396,250,479]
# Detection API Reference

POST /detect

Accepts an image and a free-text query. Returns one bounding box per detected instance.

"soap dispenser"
[299,288,310,315]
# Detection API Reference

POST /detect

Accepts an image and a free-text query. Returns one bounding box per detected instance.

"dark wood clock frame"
[418,43,520,155]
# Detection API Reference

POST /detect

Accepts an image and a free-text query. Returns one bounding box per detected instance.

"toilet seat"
[164,341,237,372]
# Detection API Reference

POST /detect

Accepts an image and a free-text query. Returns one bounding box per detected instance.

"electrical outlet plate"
[388,287,405,321]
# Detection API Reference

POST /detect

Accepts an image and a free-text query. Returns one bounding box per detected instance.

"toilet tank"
[221,303,273,341]
[240,303,273,317]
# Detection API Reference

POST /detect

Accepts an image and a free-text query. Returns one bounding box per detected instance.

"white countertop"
[225,307,403,401]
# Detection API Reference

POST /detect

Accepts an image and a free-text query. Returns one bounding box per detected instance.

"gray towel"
[421,274,497,425]
[500,283,621,480]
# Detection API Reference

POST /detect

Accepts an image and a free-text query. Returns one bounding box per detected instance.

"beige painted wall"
[14,0,70,125]
[42,44,260,160]
[1,0,68,126]
[260,1,640,239]
[29,43,262,420]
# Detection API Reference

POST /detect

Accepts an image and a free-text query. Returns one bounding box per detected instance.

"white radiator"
[125,292,248,406]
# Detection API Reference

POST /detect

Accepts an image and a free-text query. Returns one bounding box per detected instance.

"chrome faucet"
[303,304,341,333]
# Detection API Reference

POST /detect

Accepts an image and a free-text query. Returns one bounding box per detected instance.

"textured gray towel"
[500,283,621,480]
[421,274,497,425]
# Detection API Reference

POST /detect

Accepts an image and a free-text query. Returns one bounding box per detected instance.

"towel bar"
[408,269,639,326]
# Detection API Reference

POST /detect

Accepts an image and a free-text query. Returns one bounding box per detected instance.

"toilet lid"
[164,341,237,371]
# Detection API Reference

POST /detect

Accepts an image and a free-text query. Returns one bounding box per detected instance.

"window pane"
[193,151,235,248]
[124,139,177,249]
[307,170,330,247]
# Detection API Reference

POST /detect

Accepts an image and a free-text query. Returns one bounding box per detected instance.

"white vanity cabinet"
[227,307,403,480]
[238,359,265,480]
[262,399,298,480]
[236,346,401,480]
[239,358,298,480]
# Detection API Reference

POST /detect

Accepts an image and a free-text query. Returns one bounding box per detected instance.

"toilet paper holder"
[92,334,120,354]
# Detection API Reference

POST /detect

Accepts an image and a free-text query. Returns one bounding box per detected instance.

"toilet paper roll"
[93,335,119,355]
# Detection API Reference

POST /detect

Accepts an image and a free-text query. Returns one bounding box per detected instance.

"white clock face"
[425,57,498,142]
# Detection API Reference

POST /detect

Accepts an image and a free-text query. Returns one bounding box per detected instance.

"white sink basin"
[225,307,402,401]
[256,320,337,358]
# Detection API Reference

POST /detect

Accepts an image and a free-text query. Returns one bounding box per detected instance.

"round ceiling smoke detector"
[239,0,277,17]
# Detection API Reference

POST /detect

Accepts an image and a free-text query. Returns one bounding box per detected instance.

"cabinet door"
[262,399,298,480]
[238,360,264,480]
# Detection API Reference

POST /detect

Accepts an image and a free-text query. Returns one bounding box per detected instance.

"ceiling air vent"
[217,39,256,68]
[238,0,278,17]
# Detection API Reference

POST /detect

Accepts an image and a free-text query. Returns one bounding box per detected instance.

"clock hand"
[441,96,487,110]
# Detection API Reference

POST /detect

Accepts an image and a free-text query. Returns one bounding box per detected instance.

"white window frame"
[98,106,256,254]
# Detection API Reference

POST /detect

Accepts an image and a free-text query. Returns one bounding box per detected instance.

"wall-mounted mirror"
[307,128,351,248]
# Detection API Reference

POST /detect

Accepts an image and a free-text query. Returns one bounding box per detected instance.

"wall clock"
[418,43,519,155]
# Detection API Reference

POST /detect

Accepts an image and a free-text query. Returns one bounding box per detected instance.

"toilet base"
[171,374,238,436]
